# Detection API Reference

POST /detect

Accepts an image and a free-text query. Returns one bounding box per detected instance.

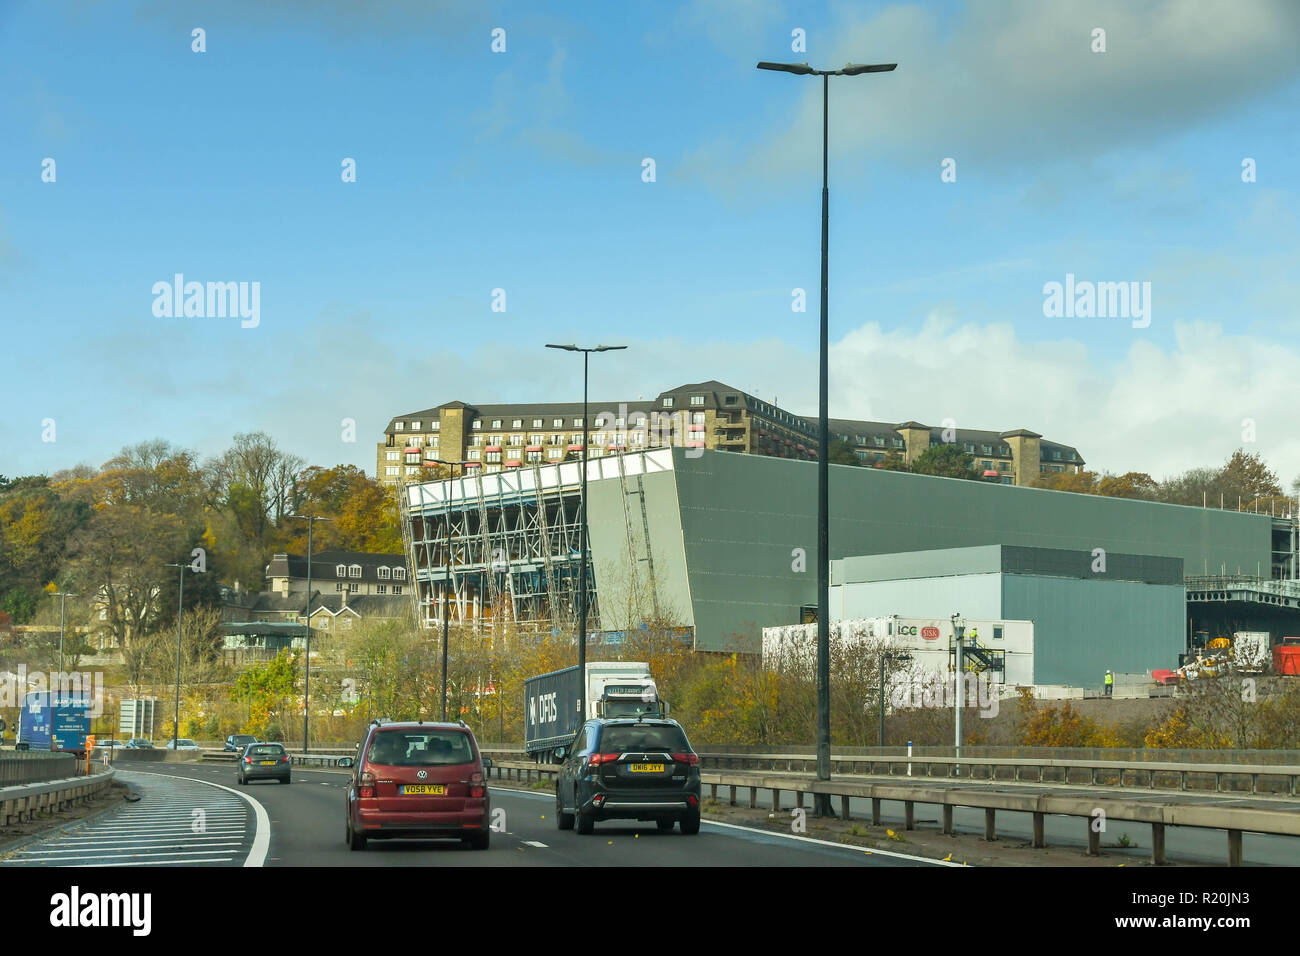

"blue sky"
[3,0,1299,484]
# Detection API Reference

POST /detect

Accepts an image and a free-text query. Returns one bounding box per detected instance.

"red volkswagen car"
[344,720,491,851]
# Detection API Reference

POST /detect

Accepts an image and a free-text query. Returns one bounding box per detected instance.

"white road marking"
[699,819,964,866]
[126,768,271,867]
[523,840,548,847]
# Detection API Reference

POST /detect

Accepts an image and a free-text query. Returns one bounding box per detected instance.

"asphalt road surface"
[4,761,948,868]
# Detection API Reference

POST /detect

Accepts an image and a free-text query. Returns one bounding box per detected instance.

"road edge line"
[117,768,270,867]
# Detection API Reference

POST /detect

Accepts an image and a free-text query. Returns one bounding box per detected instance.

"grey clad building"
[829,545,1187,686]
[402,448,1292,673]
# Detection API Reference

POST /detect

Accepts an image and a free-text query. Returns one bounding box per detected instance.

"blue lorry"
[16,690,91,754]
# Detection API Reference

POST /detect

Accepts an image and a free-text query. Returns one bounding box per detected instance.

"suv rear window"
[598,724,689,754]
[248,744,284,756]
[367,730,475,767]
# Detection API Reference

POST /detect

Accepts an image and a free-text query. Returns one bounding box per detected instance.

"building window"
[553,418,563,427]
[893,439,904,448]
[411,421,420,430]
[874,437,885,447]
[378,566,391,580]
[391,585,401,595]
[394,567,405,581]
[376,584,387,595]
[486,451,502,463]
[615,417,625,427]
[512,419,522,428]
[349,583,360,593]
[468,449,481,460]
[692,412,706,424]
[662,397,673,408]
[725,395,738,405]
[349,564,362,579]
[1053,450,1062,460]
[527,451,543,462]
[336,582,344,591]
[386,451,399,461]
[993,625,1004,640]
[430,422,439,431]
[471,436,483,446]
[594,416,606,426]
[336,564,347,577]
[385,466,398,476]
[406,466,420,475]
[532,418,543,428]
[509,434,523,446]
[573,418,582,427]
[548,448,563,459]
[318,617,330,629]
[690,395,705,406]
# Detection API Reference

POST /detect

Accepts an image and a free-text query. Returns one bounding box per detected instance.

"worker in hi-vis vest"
[1104,669,1113,697]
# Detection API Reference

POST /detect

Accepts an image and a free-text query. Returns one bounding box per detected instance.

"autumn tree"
[910,444,978,480]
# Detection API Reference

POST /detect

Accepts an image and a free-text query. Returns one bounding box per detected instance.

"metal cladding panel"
[585,461,695,637]
[832,575,1003,624]
[669,450,1270,654]
[1002,576,1185,686]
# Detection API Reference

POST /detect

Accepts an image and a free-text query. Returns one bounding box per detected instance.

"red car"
[343,720,491,851]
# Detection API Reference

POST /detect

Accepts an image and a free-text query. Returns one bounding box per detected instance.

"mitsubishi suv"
[554,717,702,835]
[343,720,491,851]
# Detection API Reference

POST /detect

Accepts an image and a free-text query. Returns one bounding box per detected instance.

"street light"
[163,563,192,750]
[758,57,896,817]
[545,343,627,723]
[430,458,474,722]
[49,589,78,678]
[291,514,332,753]
[951,612,966,775]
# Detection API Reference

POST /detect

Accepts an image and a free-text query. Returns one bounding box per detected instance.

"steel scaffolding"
[403,461,598,635]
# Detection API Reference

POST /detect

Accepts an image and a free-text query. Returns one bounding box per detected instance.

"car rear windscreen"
[248,744,284,755]
[598,725,689,754]
[367,731,474,766]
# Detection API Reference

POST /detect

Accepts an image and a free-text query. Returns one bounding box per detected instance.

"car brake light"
[672,753,699,766]
[280,755,290,764]
[589,753,617,766]
[243,756,252,764]
[359,770,376,798]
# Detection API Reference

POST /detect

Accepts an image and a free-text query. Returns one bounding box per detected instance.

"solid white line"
[523,840,548,847]
[74,857,234,867]
[54,836,243,846]
[699,819,963,866]
[16,847,244,861]
[26,843,243,854]
[118,769,270,867]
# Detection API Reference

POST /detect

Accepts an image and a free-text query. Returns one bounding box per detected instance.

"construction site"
[398,446,1300,688]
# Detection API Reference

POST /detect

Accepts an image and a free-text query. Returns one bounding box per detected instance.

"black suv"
[554,718,702,835]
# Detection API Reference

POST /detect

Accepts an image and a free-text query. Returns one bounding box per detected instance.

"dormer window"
[335,564,347,577]
[394,567,406,581]
[348,564,362,579]
[377,566,391,580]
[394,422,404,431]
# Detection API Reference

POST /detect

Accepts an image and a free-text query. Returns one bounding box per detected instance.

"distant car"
[237,742,291,785]
[343,720,490,851]
[93,739,122,752]
[554,717,702,835]
[225,734,257,754]
[123,738,155,750]
[164,738,200,751]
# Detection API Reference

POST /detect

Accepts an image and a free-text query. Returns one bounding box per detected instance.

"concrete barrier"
[0,769,116,827]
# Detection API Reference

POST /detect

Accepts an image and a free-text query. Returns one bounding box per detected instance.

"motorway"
[1,762,949,868]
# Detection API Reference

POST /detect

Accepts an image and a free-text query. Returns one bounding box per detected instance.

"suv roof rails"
[458,720,468,728]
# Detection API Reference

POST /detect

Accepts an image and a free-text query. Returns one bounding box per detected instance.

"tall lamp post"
[50,590,78,679]
[163,563,192,750]
[758,58,896,816]
[430,458,473,722]
[291,515,332,753]
[545,343,627,724]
